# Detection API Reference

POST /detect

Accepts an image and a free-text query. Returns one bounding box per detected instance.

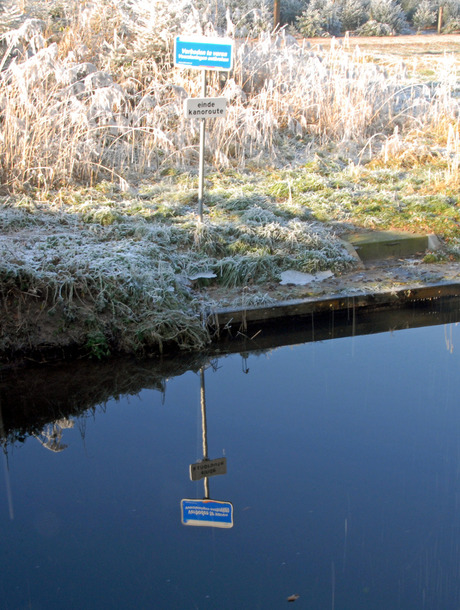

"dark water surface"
[3,307,460,609]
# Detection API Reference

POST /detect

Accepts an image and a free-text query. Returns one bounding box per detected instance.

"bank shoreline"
[2,257,460,370]
[210,280,460,332]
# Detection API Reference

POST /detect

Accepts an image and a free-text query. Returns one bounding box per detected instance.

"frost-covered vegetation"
[295,0,460,36]
[0,180,354,358]
[1,1,459,189]
[1,0,460,359]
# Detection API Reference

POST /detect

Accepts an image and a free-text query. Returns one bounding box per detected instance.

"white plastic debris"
[280,270,333,286]
[188,272,217,281]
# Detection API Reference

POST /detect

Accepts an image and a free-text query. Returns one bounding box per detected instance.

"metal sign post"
[198,70,207,223]
[175,35,233,222]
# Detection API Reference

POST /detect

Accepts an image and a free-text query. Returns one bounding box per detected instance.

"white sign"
[184,97,227,119]
[189,457,227,481]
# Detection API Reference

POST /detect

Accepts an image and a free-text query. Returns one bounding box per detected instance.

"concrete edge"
[207,281,460,330]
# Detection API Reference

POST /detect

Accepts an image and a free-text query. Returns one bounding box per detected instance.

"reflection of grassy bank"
[0,352,211,445]
[3,292,460,448]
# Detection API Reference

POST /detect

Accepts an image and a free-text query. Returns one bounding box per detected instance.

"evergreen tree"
[370,0,408,30]
[442,0,460,31]
[357,0,408,33]
[413,0,438,30]
[297,0,343,36]
[444,0,460,20]
[280,0,308,25]
[341,0,369,31]
[400,0,420,22]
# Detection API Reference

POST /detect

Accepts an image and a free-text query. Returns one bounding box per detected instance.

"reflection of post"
[200,367,210,499]
[0,399,14,520]
[182,366,233,527]
[200,368,208,460]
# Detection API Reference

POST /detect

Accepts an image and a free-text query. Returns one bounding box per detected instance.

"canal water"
[2,302,460,609]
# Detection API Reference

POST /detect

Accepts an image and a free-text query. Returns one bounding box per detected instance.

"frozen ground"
[203,255,460,308]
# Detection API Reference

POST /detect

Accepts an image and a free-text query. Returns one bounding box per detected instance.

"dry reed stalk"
[0,2,459,191]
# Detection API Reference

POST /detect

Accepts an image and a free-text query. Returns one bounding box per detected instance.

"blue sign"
[181,499,234,528]
[174,36,233,71]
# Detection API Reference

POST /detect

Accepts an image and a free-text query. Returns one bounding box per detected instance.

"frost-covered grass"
[255,154,460,241]
[3,155,460,358]
[0,179,355,357]
[2,155,460,358]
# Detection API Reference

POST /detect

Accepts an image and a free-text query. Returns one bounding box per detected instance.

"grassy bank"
[0,174,355,359]
[2,154,460,361]
[1,2,460,360]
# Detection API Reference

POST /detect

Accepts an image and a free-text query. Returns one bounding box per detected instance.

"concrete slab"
[345,230,431,261]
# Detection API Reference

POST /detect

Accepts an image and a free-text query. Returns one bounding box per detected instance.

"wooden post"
[438,5,443,35]
[274,0,280,31]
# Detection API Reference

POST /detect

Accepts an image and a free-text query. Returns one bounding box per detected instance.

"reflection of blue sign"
[181,499,234,528]
[174,36,233,71]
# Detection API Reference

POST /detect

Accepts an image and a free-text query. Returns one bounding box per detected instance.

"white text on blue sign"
[181,499,234,528]
[175,36,233,71]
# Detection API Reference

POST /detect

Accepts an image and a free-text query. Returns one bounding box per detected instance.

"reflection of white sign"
[189,457,227,481]
[184,97,227,119]
[174,36,234,71]
[181,499,233,528]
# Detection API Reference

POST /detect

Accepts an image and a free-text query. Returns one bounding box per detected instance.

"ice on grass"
[280,270,334,285]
